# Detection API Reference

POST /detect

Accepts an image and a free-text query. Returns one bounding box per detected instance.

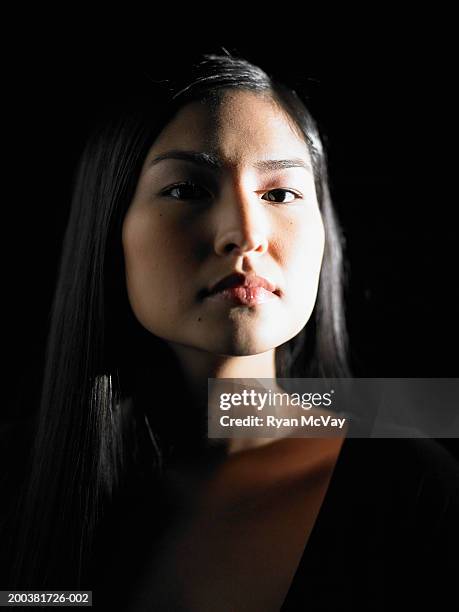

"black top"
[1,418,459,610]
[281,436,459,610]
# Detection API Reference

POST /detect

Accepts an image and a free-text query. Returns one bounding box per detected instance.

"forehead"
[145,90,311,169]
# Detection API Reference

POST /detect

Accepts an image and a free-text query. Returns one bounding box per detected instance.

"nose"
[213,183,269,257]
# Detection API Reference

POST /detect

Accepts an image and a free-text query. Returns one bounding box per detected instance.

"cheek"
[282,210,325,305]
[121,209,195,319]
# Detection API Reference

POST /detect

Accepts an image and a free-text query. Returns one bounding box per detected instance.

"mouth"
[207,286,279,306]
[202,272,281,307]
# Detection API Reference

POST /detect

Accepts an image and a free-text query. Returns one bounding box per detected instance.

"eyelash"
[160,181,303,204]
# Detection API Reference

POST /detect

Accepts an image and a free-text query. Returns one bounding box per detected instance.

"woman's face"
[122,90,325,356]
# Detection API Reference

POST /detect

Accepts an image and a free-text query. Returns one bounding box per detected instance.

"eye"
[160,183,302,204]
[161,181,210,201]
[262,189,301,204]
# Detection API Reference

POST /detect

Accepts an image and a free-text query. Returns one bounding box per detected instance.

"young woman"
[2,51,458,610]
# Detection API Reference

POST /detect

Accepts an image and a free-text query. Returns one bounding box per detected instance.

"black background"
[4,35,457,456]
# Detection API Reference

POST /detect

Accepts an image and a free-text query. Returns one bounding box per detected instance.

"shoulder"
[372,437,459,479]
[341,436,459,484]
[337,437,459,524]
[388,438,459,518]
[384,437,459,495]
[396,437,459,525]
[347,437,459,548]
[335,438,459,605]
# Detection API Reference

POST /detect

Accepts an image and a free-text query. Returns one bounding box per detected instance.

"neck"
[164,343,283,455]
[167,343,277,405]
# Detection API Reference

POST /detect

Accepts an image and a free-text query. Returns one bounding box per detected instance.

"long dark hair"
[9,51,351,589]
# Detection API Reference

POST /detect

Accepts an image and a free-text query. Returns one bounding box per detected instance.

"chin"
[219,345,272,357]
[197,330,283,357]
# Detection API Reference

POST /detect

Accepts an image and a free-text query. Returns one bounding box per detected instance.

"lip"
[204,272,281,306]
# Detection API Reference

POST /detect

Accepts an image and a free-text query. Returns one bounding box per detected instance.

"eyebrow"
[148,150,312,173]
